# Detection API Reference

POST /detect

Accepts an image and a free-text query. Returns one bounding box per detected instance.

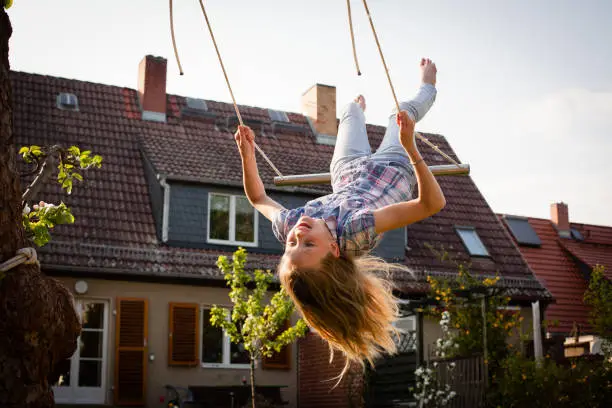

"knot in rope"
[0,247,39,274]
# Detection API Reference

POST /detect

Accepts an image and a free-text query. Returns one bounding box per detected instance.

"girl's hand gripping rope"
[397,111,416,151]
[235,125,256,161]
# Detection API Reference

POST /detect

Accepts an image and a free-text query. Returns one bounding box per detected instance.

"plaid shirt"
[272,157,415,257]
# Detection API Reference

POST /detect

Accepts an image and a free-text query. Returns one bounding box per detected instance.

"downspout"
[160,177,171,243]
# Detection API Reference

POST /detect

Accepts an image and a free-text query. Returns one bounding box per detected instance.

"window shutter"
[169,303,200,366]
[262,320,291,370]
[114,298,148,406]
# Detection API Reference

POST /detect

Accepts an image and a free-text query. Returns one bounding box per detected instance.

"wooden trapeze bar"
[274,163,470,187]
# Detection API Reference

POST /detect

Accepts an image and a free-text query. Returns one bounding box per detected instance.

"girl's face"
[284,215,339,270]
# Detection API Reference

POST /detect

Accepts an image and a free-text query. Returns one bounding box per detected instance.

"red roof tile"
[11,69,548,299]
[560,240,612,280]
[499,215,612,334]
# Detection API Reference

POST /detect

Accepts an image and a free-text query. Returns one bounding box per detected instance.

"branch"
[22,153,57,203]
[20,158,41,177]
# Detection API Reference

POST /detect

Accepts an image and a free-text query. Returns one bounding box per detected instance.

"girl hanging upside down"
[234,58,445,378]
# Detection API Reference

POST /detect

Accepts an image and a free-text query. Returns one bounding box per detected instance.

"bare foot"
[354,94,366,112]
[420,58,437,86]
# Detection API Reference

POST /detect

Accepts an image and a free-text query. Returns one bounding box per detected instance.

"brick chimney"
[551,202,571,238]
[301,84,337,144]
[138,55,167,122]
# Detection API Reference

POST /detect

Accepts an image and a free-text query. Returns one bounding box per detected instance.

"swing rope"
[169,0,184,75]
[360,0,461,168]
[347,0,362,76]
[170,0,284,178]
[0,248,39,274]
[196,0,284,178]
[169,0,466,185]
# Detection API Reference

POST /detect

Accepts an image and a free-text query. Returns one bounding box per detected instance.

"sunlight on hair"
[278,253,413,386]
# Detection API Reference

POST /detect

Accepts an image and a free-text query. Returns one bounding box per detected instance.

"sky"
[7,0,612,226]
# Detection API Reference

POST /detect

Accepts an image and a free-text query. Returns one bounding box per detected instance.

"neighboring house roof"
[498,213,612,334]
[11,68,549,300]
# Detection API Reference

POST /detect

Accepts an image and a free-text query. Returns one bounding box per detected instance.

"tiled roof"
[560,240,612,280]
[11,69,549,299]
[499,215,612,334]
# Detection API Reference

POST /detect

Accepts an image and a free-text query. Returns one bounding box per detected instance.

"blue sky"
[8,0,612,225]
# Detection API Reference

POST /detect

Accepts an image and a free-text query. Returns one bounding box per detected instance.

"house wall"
[298,333,364,408]
[166,182,406,260]
[56,276,298,408]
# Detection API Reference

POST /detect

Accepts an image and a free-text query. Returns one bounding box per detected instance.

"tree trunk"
[250,357,256,408]
[0,8,81,408]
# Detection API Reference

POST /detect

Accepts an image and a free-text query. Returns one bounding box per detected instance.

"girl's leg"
[330,97,371,174]
[373,83,437,161]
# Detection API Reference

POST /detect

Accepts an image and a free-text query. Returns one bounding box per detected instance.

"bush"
[488,354,612,407]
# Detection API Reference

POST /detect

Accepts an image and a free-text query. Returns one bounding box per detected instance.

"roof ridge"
[10,69,132,92]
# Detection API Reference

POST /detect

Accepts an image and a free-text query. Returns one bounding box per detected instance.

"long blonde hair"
[278,253,411,381]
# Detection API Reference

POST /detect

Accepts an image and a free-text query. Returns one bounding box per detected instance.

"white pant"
[330,83,437,174]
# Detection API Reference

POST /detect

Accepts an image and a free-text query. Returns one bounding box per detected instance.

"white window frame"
[207,193,258,247]
[199,307,250,369]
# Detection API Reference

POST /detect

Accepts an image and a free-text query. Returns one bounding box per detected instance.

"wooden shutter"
[114,298,148,406]
[263,320,291,370]
[168,303,200,366]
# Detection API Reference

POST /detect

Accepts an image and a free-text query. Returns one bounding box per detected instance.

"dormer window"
[503,216,542,247]
[268,109,289,123]
[57,93,79,111]
[455,226,489,257]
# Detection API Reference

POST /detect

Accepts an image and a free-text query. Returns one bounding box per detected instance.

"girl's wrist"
[405,146,421,160]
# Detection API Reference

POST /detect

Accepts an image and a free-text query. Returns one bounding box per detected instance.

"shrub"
[488,354,612,407]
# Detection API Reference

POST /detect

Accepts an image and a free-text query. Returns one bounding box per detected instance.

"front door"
[53,299,109,404]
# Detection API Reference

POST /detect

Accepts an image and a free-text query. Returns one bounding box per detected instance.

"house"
[12,54,551,408]
[499,203,612,356]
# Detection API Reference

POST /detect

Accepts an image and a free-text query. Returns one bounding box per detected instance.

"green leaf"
[68,146,80,156]
[209,248,307,369]
[19,146,28,154]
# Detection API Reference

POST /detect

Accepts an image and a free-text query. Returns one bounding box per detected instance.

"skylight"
[503,216,542,247]
[56,93,79,111]
[455,226,489,257]
[268,109,289,123]
[571,228,584,241]
[185,97,208,111]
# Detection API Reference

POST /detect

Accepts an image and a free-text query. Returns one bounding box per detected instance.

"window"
[208,194,258,246]
[571,228,584,241]
[200,308,250,368]
[455,226,489,257]
[268,109,289,123]
[186,97,208,111]
[503,216,541,247]
[56,93,79,111]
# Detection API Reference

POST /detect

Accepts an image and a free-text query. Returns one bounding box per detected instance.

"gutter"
[159,177,171,243]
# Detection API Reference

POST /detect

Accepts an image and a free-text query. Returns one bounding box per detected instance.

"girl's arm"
[235,126,285,221]
[373,112,446,233]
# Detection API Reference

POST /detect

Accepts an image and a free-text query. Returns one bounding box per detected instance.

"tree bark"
[0,8,81,408]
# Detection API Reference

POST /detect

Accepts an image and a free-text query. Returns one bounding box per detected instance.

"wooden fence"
[430,354,485,408]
